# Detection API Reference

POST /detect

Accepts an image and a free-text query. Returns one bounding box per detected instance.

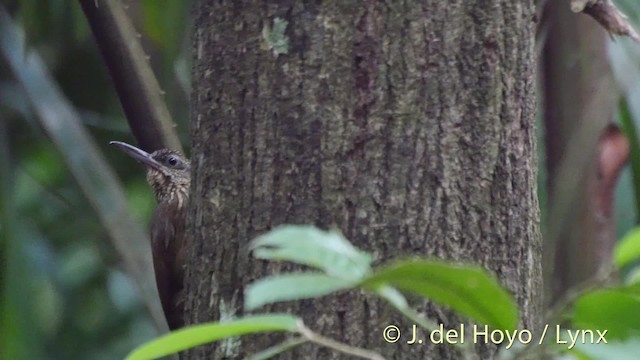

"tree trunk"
[186,1,541,359]
[540,0,619,303]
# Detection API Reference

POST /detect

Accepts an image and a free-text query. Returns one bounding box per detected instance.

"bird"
[110,141,190,330]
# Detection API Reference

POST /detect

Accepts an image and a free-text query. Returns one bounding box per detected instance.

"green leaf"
[615,227,640,268]
[250,225,372,281]
[572,287,640,340]
[245,273,355,310]
[360,259,519,331]
[125,314,300,360]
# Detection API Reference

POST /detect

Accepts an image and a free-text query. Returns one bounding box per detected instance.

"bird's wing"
[151,201,186,330]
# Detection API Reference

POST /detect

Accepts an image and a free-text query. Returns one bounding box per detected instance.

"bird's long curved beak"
[110,141,164,171]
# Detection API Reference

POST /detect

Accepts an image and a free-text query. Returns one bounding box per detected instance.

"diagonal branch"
[571,0,640,42]
[78,0,183,153]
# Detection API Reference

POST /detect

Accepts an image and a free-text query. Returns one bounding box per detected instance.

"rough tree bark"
[186,1,541,359]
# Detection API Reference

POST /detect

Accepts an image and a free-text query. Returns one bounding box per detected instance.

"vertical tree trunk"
[541,1,618,302]
[186,1,541,359]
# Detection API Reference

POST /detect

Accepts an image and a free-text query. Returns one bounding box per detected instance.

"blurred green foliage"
[2,0,640,359]
[0,0,190,359]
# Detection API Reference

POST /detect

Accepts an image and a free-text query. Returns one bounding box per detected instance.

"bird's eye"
[167,156,179,167]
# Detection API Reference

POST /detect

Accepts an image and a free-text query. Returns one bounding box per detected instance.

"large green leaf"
[245,273,355,310]
[250,225,372,281]
[615,227,640,268]
[125,314,300,360]
[360,259,519,331]
[572,286,640,340]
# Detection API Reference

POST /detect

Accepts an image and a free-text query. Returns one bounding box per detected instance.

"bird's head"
[110,141,190,204]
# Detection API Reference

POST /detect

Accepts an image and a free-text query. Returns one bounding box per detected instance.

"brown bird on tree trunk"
[110,141,190,330]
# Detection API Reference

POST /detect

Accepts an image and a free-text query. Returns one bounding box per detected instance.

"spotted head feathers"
[146,149,190,203]
[110,141,190,204]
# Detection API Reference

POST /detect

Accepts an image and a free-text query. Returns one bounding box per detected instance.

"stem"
[246,337,307,360]
[501,268,617,359]
[544,267,616,323]
[298,322,387,360]
[376,286,439,331]
[376,286,475,359]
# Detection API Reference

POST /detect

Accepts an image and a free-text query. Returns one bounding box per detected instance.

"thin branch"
[298,322,387,360]
[246,337,308,360]
[571,0,640,43]
[501,268,617,359]
[78,0,183,153]
[0,5,168,332]
[544,267,616,323]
